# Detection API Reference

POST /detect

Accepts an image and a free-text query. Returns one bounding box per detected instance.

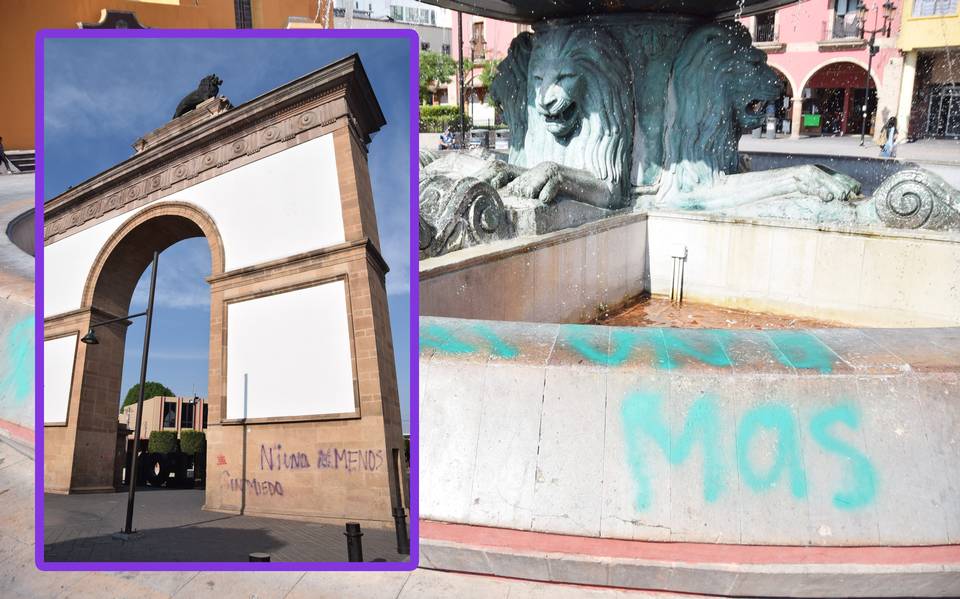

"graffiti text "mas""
[621,393,877,512]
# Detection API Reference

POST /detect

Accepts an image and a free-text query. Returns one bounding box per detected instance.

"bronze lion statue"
[173,74,223,119]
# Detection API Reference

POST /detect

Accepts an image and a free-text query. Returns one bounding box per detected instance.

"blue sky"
[43,36,412,432]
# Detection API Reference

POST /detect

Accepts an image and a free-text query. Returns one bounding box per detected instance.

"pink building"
[446,12,529,125]
[741,0,904,139]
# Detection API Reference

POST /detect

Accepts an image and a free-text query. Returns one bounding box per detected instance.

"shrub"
[420,104,472,133]
[148,430,178,454]
[180,430,206,455]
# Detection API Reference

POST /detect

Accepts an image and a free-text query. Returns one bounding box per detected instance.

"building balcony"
[751,22,785,52]
[818,17,867,50]
[333,8,372,19]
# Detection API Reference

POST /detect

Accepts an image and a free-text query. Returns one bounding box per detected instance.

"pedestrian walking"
[0,137,20,174]
[879,117,897,158]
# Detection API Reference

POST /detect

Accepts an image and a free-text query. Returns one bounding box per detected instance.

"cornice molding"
[44,54,386,243]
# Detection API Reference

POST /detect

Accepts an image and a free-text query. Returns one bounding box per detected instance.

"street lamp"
[857,1,897,146]
[82,250,159,536]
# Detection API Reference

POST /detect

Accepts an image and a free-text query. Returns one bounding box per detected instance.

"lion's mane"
[490,25,634,205]
[490,32,533,165]
[663,22,781,194]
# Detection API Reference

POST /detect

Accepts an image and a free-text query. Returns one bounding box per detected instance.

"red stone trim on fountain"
[420,521,960,597]
[422,521,960,566]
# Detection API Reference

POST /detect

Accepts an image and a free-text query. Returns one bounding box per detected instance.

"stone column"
[790,98,803,139]
[897,51,918,139]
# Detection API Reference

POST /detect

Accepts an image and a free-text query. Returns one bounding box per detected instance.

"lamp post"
[82,250,159,536]
[456,11,466,148]
[857,0,897,146]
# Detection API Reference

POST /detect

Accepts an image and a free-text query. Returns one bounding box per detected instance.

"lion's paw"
[792,164,861,203]
[503,161,564,203]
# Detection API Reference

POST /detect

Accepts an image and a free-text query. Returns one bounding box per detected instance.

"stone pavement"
[0,173,34,307]
[738,134,960,165]
[44,488,406,563]
[0,441,697,598]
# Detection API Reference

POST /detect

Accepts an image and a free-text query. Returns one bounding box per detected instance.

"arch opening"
[800,61,878,137]
[68,203,224,492]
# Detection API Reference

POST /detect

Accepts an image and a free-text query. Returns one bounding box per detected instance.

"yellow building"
[896,0,960,138]
[0,0,332,152]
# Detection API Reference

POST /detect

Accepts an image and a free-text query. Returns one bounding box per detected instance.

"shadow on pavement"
[44,525,288,563]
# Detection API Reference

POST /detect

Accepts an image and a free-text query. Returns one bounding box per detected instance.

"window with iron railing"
[472,22,486,58]
[826,14,863,39]
[754,12,777,42]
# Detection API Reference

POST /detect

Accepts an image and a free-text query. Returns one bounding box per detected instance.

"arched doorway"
[801,61,878,136]
[767,65,795,134]
[46,203,224,493]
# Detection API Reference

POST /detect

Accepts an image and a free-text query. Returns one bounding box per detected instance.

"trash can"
[765,116,777,139]
[494,129,510,150]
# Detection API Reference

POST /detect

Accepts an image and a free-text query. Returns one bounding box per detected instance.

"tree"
[419,51,457,104]
[121,381,174,410]
[479,59,501,106]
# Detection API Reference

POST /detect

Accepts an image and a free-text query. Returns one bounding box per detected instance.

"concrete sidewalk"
[44,488,406,563]
[0,442,690,598]
[739,134,960,165]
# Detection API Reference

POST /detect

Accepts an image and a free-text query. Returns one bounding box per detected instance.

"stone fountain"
[419,1,960,258]
[416,3,960,596]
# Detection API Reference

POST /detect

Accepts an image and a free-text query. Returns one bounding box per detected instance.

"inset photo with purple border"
[35,28,418,571]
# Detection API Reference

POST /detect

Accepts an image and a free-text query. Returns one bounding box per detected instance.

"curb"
[420,523,960,598]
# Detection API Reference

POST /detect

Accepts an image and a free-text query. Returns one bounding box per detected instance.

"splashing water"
[734,0,746,22]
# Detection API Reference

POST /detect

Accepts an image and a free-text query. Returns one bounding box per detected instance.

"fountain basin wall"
[422,207,960,328]
[647,210,960,327]
[420,316,960,547]
[420,212,649,323]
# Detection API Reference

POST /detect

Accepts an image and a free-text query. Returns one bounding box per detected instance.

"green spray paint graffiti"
[622,392,725,509]
[564,326,637,366]
[0,314,35,431]
[420,322,836,373]
[621,393,876,511]
[420,322,519,359]
[737,403,808,498]
[767,330,836,373]
[810,403,878,510]
[420,323,477,354]
[0,315,34,408]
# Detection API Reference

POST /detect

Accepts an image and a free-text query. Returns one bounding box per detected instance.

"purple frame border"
[33,27,420,572]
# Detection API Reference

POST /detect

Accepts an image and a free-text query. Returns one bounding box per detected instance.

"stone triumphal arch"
[42,55,408,528]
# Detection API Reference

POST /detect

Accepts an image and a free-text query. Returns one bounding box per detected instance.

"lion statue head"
[662,22,782,195]
[490,24,635,205]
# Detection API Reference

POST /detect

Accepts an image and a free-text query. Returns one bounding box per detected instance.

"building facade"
[0,0,332,152]
[331,0,452,54]
[741,0,904,139]
[446,13,529,125]
[896,0,960,138]
[119,395,208,441]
